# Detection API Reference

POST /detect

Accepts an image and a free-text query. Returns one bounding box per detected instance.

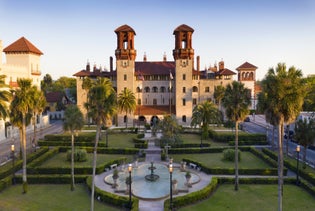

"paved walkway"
[94,132,212,211]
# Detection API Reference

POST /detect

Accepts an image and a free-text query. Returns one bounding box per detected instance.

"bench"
[189,163,197,169]
[111,163,118,169]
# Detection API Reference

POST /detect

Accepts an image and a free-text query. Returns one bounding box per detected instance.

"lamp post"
[128,164,132,209]
[11,144,15,184]
[169,163,173,210]
[296,145,300,185]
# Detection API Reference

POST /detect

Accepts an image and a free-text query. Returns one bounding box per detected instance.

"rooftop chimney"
[143,52,147,62]
[86,60,90,72]
[163,52,167,62]
[219,60,224,70]
[110,56,113,72]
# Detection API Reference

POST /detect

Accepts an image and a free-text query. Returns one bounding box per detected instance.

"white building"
[0,37,48,142]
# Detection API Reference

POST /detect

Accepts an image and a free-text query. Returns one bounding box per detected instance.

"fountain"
[104,163,201,200]
[145,162,160,181]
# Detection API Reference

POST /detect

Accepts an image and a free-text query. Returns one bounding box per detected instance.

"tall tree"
[257,63,306,211]
[117,88,136,128]
[158,115,182,146]
[191,101,221,146]
[303,75,315,111]
[40,74,53,94]
[85,77,116,211]
[30,88,46,149]
[63,105,84,191]
[10,78,34,193]
[214,85,225,111]
[294,119,315,168]
[0,75,12,119]
[222,81,251,191]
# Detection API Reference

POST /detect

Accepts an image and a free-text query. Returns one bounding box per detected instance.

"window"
[123,115,127,123]
[160,86,166,93]
[152,87,158,93]
[182,115,186,122]
[193,98,197,105]
[124,74,127,81]
[205,87,210,92]
[137,99,141,105]
[144,87,150,93]
[192,86,198,92]
[183,74,186,80]
[182,99,186,106]
[153,99,157,105]
[183,87,186,93]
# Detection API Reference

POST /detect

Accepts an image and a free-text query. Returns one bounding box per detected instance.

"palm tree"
[85,77,116,211]
[222,81,251,191]
[257,63,306,211]
[10,78,34,193]
[214,85,225,111]
[0,75,12,119]
[63,105,84,191]
[30,88,46,149]
[117,88,136,128]
[294,119,315,169]
[191,101,221,146]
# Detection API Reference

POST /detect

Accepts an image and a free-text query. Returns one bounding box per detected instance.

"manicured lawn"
[170,152,271,169]
[0,184,119,211]
[180,184,315,211]
[100,133,138,148]
[39,153,135,168]
[179,133,228,147]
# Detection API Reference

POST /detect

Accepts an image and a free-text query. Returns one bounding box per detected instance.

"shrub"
[223,149,241,161]
[66,149,87,162]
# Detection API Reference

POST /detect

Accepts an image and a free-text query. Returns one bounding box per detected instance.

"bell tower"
[173,24,194,125]
[115,24,137,126]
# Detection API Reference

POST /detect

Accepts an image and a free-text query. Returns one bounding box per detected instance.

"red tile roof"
[236,62,257,70]
[135,61,175,76]
[73,69,115,77]
[135,105,175,115]
[173,24,194,33]
[115,24,136,34]
[45,92,66,103]
[3,37,43,55]
[216,68,236,76]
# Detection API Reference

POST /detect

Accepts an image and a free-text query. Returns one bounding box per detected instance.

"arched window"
[249,72,254,80]
[136,87,142,93]
[242,72,246,80]
[152,86,158,93]
[124,115,127,123]
[182,115,186,122]
[144,86,150,93]
[192,86,198,92]
[160,86,166,93]
[153,99,157,105]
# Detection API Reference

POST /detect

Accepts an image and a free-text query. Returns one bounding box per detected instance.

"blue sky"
[1,0,314,80]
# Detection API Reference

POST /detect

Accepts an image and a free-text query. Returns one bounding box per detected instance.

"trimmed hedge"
[262,148,315,186]
[86,176,139,211]
[213,133,266,143]
[44,133,95,142]
[14,174,87,184]
[0,147,49,180]
[161,143,211,148]
[164,177,218,210]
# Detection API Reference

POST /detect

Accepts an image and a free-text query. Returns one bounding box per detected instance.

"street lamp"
[128,163,132,209]
[296,145,300,185]
[169,163,173,210]
[11,144,15,184]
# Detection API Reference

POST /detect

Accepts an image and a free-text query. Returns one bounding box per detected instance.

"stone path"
[94,132,212,211]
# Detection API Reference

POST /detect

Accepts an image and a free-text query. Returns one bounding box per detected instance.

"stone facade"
[74,24,250,127]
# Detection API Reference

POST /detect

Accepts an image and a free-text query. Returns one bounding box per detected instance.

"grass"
[170,152,271,169]
[180,184,315,211]
[38,153,135,168]
[100,133,138,148]
[0,184,119,211]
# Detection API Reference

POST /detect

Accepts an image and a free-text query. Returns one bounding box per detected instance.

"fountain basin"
[104,163,200,200]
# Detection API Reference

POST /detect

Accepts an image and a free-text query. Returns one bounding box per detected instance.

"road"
[242,115,315,166]
[0,120,63,165]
